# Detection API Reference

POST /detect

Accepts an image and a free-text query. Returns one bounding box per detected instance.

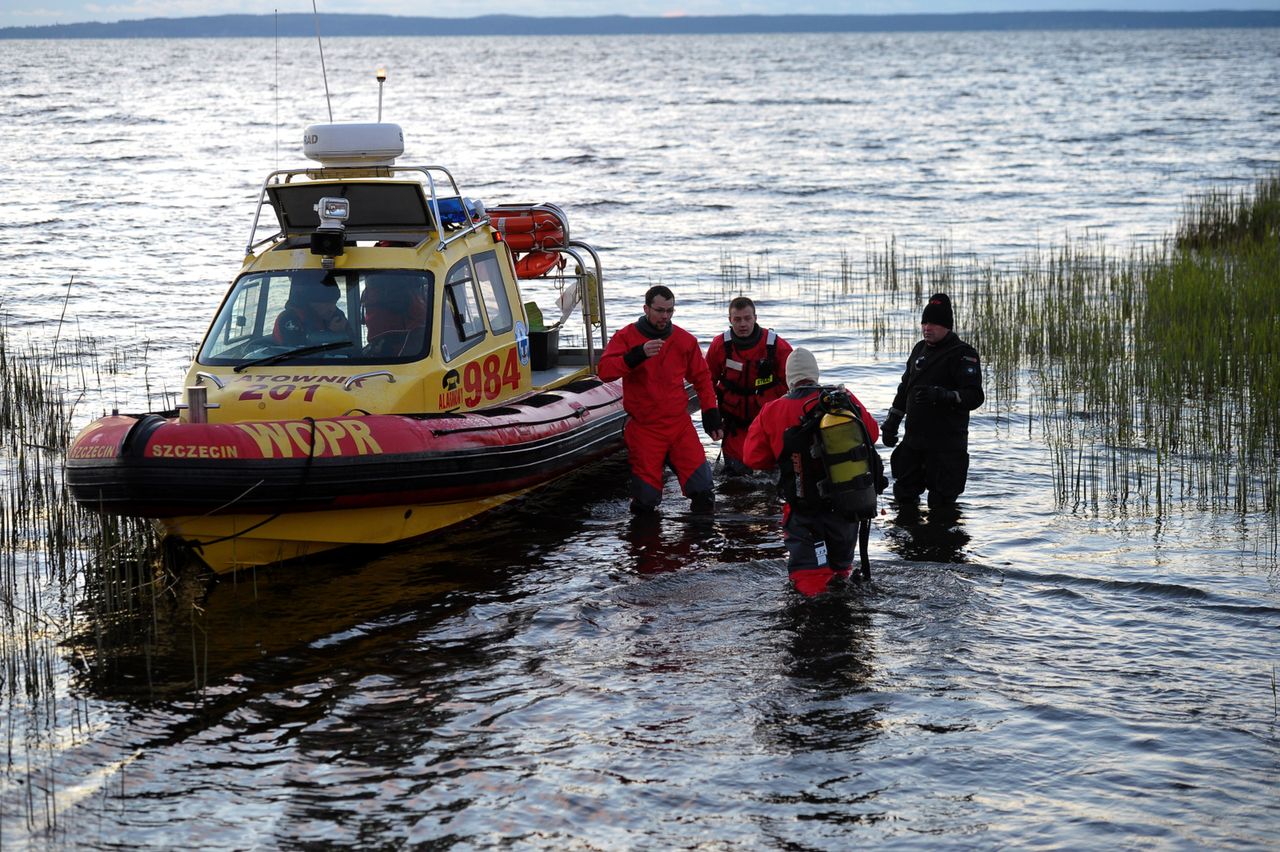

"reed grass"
[1175,171,1280,251]
[1,307,194,831]
[0,314,173,697]
[963,174,1279,537]
[717,172,1280,552]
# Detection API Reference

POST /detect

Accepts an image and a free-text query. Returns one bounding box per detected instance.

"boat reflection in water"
[68,467,631,701]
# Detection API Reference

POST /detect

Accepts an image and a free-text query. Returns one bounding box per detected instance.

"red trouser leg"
[666,420,711,497]
[782,506,855,596]
[625,420,668,508]
[625,418,711,508]
[722,428,748,465]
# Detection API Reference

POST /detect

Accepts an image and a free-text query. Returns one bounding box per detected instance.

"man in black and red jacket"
[705,296,793,476]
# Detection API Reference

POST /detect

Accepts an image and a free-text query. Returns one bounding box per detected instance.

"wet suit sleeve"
[846,390,880,444]
[705,334,726,389]
[597,326,639,381]
[774,336,794,389]
[889,343,919,413]
[742,406,778,470]
[622,345,649,369]
[953,346,985,412]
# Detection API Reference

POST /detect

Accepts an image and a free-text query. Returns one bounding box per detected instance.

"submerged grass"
[1,309,183,831]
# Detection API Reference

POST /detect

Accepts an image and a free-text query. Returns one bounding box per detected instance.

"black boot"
[689,491,715,514]
[630,499,659,515]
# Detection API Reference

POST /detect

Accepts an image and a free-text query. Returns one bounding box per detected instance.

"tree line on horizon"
[3,10,1279,39]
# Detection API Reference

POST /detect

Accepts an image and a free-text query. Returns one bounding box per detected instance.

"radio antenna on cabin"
[376,66,387,122]
[312,0,334,122]
[274,9,280,168]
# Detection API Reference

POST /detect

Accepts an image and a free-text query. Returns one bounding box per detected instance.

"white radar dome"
[303,123,404,167]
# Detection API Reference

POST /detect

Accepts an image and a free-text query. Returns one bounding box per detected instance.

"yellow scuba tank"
[813,392,878,520]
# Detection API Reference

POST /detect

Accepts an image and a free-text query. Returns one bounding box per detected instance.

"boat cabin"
[186,123,605,423]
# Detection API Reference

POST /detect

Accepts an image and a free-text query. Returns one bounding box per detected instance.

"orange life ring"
[500,227,565,252]
[490,210,566,251]
[515,251,562,279]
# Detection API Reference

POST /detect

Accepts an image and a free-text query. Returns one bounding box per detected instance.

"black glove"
[914,385,960,406]
[881,410,902,447]
[702,407,723,435]
[623,344,649,369]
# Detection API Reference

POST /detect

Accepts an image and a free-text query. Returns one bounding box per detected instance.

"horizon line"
[4,9,1280,37]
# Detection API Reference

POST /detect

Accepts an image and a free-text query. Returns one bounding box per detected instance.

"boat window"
[197,269,433,366]
[208,276,267,353]
[359,272,433,360]
[440,258,486,362]
[473,250,514,334]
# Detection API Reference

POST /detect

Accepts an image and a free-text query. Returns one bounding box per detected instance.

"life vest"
[779,387,880,522]
[717,329,780,426]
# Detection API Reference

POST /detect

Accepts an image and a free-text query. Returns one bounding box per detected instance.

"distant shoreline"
[3,11,1279,39]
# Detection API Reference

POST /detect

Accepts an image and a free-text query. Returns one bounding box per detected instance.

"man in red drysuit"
[704,296,793,476]
[743,348,882,596]
[598,285,723,513]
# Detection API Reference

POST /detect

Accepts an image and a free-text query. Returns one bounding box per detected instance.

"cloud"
[83,0,259,20]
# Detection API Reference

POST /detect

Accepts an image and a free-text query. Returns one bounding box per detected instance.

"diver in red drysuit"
[597,285,723,512]
[743,348,882,597]
[704,296,793,476]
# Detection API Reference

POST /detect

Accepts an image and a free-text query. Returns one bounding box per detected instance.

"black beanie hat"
[922,293,953,329]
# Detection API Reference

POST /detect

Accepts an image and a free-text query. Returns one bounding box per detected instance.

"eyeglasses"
[648,306,675,315]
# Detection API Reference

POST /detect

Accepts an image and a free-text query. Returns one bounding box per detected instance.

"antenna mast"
[376,67,387,122]
[312,0,333,122]
[274,9,279,168]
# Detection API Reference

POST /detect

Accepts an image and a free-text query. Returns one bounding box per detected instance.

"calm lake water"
[2,28,1279,848]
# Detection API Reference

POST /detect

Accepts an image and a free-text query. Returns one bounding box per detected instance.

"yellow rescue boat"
[67,122,624,574]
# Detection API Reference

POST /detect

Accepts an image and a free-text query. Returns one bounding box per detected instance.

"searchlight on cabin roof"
[303,122,404,167]
[310,195,350,264]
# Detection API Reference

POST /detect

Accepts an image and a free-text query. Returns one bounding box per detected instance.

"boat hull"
[68,378,625,573]
[157,490,537,573]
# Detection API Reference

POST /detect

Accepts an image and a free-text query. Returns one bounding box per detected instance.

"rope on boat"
[190,417,321,551]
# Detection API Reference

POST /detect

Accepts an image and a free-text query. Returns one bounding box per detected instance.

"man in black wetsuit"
[880,293,984,508]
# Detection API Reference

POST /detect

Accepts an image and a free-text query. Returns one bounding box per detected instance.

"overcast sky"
[4,0,1279,30]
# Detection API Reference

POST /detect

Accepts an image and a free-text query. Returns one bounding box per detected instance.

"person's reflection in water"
[623,511,719,575]
[883,500,971,563]
[783,591,873,686]
[757,589,878,754]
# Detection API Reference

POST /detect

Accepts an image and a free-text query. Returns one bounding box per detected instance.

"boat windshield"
[198,269,434,366]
